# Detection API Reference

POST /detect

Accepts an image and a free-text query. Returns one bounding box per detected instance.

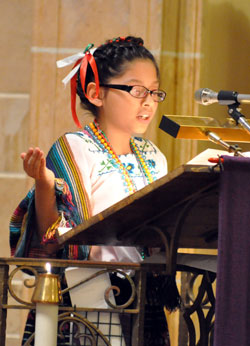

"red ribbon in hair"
[70,45,100,128]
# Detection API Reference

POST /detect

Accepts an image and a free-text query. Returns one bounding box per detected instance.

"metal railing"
[0,257,144,346]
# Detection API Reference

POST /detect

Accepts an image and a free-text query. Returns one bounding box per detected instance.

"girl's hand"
[21,147,54,185]
[21,148,59,243]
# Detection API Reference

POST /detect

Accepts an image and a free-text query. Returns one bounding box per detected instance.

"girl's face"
[97,59,160,138]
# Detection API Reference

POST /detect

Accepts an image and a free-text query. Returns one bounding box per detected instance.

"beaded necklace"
[87,120,155,195]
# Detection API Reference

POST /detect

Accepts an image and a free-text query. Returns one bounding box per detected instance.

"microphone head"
[194,88,218,105]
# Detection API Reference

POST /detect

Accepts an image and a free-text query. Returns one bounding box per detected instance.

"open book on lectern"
[186,148,233,165]
[186,148,250,165]
[55,148,224,251]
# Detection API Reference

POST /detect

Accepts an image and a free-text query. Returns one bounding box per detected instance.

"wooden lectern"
[57,164,219,274]
[56,163,219,345]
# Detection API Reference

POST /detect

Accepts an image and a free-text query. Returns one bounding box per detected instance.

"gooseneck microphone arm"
[204,130,244,157]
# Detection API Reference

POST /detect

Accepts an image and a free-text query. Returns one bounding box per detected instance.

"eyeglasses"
[100,84,166,102]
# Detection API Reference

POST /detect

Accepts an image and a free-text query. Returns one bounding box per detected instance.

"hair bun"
[104,36,144,46]
[124,36,144,46]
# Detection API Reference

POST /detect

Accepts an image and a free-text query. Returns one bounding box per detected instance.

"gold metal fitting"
[32,273,62,305]
[159,115,250,142]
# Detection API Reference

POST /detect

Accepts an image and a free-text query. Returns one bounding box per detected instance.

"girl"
[10,36,170,345]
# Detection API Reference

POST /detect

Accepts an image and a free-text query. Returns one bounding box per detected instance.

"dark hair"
[76,36,160,117]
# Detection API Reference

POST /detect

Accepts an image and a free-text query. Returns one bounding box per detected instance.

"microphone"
[194,88,250,106]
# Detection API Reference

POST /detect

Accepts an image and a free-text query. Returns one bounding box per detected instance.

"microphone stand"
[227,102,250,134]
[204,130,245,157]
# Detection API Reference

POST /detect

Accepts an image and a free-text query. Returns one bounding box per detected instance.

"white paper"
[65,267,125,346]
[187,148,250,166]
[65,267,115,308]
[186,148,233,166]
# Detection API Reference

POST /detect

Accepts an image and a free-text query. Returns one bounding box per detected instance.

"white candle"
[34,303,59,346]
[32,263,61,346]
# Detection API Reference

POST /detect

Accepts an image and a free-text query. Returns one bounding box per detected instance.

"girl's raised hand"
[21,147,55,184]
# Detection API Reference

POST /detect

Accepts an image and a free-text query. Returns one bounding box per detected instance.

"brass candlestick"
[31,263,62,346]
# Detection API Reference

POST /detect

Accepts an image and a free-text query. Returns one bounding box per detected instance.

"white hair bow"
[56,46,96,86]
[56,44,99,128]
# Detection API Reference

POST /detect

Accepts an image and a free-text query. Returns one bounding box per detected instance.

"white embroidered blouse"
[65,130,168,263]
